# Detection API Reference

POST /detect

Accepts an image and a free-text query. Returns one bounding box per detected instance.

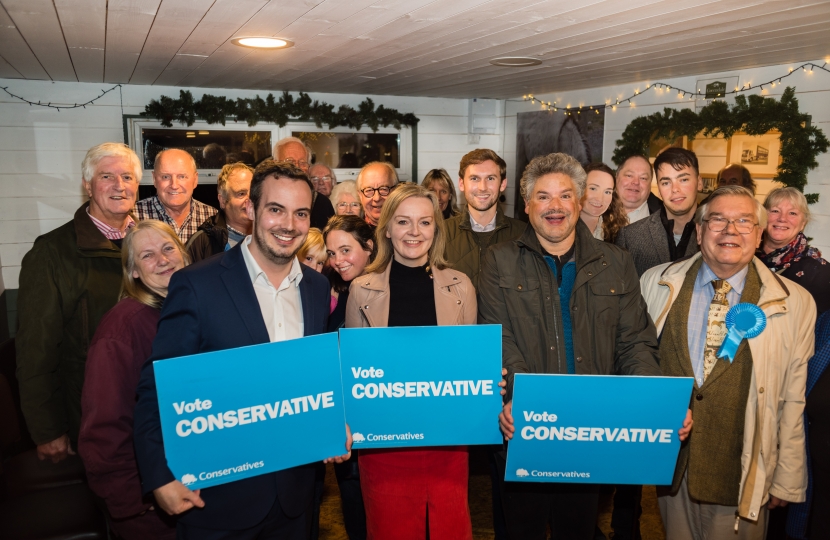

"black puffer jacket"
[478,220,661,401]
[186,212,228,264]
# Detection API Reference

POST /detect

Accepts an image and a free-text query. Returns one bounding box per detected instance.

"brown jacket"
[345,262,477,328]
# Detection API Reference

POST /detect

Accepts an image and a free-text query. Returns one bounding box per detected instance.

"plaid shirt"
[133,196,217,244]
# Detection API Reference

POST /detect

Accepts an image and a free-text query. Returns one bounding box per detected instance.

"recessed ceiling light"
[231,37,294,49]
[490,57,542,67]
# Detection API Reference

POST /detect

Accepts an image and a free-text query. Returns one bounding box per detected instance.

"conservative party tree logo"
[181,473,197,485]
[352,433,365,443]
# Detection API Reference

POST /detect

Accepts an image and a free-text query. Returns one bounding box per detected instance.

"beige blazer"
[640,253,816,522]
[344,262,477,328]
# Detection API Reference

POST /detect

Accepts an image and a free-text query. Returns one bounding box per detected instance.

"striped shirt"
[86,208,135,240]
[133,196,217,244]
[687,262,748,387]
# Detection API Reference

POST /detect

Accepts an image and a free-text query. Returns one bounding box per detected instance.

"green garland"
[142,90,419,131]
[612,87,828,202]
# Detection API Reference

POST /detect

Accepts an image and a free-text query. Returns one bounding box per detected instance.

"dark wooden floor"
[318,448,666,540]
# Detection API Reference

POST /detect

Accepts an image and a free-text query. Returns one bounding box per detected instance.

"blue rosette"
[717,303,767,363]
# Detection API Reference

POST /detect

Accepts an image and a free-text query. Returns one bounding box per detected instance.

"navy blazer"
[133,243,330,530]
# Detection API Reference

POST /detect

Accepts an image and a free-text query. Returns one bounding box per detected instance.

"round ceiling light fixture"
[490,57,542,67]
[231,37,294,49]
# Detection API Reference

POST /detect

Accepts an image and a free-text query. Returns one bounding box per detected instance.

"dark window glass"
[141,129,272,169]
[293,132,399,169]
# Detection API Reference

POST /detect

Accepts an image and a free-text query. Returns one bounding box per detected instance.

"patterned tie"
[703,279,732,382]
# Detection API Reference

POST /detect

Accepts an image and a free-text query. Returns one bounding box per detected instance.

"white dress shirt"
[470,212,497,232]
[626,199,651,224]
[241,237,304,342]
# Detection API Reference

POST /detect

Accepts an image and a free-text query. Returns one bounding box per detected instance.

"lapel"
[219,245,270,344]
[667,258,701,382]
[298,265,315,336]
[648,211,671,263]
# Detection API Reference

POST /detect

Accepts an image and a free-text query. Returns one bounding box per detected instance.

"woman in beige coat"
[345,183,476,540]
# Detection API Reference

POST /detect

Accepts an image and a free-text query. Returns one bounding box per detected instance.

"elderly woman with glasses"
[331,180,363,217]
[757,187,829,314]
[345,183,476,540]
[78,221,190,539]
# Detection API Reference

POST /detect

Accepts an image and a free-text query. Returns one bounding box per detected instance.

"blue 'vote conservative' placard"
[339,325,504,449]
[505,374,693,485]
[154,333,347,490]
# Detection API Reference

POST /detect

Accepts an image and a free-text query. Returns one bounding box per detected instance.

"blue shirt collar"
[694,261,749,295]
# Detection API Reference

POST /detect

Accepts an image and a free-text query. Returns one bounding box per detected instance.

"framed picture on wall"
[727,132,781,177]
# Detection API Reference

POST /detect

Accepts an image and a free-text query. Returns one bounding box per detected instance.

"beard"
[253,227,303,266]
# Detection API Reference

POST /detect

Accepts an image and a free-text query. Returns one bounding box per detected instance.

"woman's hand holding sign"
[153,480,205,515]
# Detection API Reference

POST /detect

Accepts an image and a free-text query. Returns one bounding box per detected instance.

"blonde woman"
[78,221,189,540]
[345,183,476,540]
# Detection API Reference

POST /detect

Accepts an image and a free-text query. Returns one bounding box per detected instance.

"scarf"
[757,231,822,272]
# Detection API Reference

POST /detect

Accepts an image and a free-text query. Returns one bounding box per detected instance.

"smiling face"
[326,230,373,282]
[300,249,326,273]
[525,173,581,254]
[765,198,807,250]
[580,170,614,218]
[656,163,702,219]
[245,176,313,267]
[84,155,139,224]
[335,193,361,216]
[616,156,653,211]
[153,149,198,213]
[387,196,436,267]
[697,194,763,279]
[359,164,396,226]
[459,160,507,212]
[130,228,186,297]
[427,179,452,212]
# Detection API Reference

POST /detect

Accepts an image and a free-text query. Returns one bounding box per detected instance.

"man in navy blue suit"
[134,160,346,539]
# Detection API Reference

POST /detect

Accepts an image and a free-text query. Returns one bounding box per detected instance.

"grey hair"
[82,142,142,182]
[330,180,360,209]
[763,187,810,226]
[154,148,197,173]
[520,153,587,201]
[273,137,311,161]
[309,162,337,183]
[217,162,254,201]
[356,162,399,191]
[695,185,767,229]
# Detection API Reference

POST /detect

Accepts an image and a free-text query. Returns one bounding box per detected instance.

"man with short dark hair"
[616,148,702,277]
[717,163,756,194]
[17,142,140,463]
[135,148,217,243]
[616,154,661,223]
[479,152,691,539]
[444,148,525,289]
[133,160,341,538]
[641,185,814,539]
[274,137,335,229]
[356,162,398,228]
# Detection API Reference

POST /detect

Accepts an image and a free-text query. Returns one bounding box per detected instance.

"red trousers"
[359,446,472,540]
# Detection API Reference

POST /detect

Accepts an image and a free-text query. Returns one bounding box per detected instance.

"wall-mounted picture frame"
[700,175,718,193]
[727,132,781,178]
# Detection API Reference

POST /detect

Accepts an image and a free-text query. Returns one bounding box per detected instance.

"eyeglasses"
[359,186,393,198]
[281,158,309,169]
[337,202,361,209]
[702,217,758,234]
[310,175,332,184]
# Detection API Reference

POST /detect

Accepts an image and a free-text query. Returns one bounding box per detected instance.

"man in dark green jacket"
[16,142,140,463]
[478,152,690,540]
[444,149,525,289]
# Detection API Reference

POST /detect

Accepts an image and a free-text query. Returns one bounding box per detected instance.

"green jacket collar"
[457,205,510,232]
[73,202,122,254]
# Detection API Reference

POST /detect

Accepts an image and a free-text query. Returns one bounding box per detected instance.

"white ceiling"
[0,0,827,99]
